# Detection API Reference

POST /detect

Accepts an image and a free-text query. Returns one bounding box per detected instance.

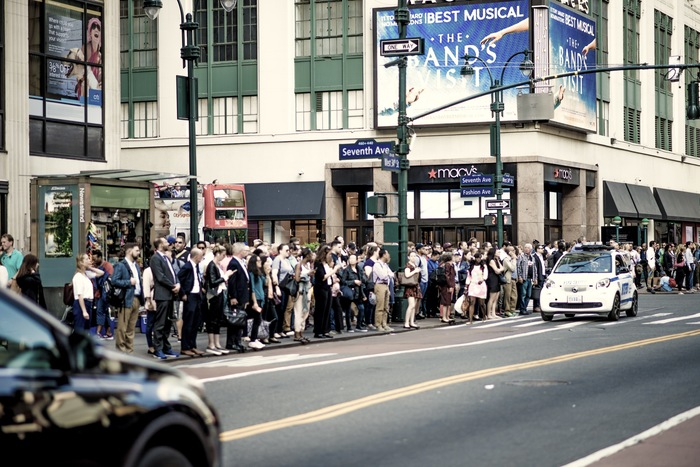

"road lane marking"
[435,316,541,330]
[513,320,547,328]
[598,312,673,327]
[200,322,586,384]
[218,329,700,443]
[643,312,700,325]
[563,405,700,467]
[175,353,337,369]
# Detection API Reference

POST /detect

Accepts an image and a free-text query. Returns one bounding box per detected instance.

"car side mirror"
[68,331,102,371]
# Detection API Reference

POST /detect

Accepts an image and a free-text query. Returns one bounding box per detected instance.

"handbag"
[498,273,508,285]
[531,285,542,300]
[398,271,419,287]
[340,285,354,300]
[223,302,247,327]
[280,274,299,297]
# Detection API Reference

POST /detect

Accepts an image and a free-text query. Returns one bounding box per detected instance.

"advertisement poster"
[374,1,531,127]
[153,194,205,242]
[548,3,597,132]
[45,3,103,107]
[44,189,74,257]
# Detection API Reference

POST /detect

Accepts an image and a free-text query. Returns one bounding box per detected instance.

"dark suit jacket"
[227,257,250,306]
[177,261,201,298]
[151,252,179,301]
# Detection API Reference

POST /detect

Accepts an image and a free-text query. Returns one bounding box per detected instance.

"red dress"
[403,263,422,299]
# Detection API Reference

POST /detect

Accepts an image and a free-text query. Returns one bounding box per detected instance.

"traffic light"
[687,82,700,120]
[367,195,388,217]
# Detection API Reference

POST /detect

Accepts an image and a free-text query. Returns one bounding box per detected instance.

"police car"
[540,243,638,321]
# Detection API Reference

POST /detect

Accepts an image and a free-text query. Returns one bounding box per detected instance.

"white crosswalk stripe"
[599,312,672,326]
[643,312,700,325]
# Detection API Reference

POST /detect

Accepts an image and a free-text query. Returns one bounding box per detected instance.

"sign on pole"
[379,38,425,57]
[382,153,400,172]
[461,187,493,198]
[339,139,393,160]
[485,199,511,210]
[460,174,494,186]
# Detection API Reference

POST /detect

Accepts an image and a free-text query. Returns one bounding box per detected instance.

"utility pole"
[395,0,410,274]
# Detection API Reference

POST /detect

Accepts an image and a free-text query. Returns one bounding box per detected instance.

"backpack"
[104,277,127,307]
[435,266,447,286]
[62,282,74,306]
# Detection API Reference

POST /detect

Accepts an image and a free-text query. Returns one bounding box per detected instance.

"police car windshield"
[554,253,612,274]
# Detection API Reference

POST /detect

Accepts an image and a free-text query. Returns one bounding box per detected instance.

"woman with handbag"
[485,247,505,320]
[259,257,278,345]
[402,251,422,329]
[438,252,456,324]
[204,245,233,355]
[292,248,314,343]
[465,253,488,324]
[340,254,367,332]
[71,253,104,332]
[247,255,267,350]
[15,254,47,310]
[313,245,337,339]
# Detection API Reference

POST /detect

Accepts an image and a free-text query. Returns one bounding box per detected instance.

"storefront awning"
[246,182,325,220]
[603,181,637,218]
[626,184,662,219]
[33,170,190,182]
[653,188,700,222]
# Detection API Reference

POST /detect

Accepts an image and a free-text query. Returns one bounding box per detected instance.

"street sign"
[382,153,400,172]
[380,38,425,57]
[502,173,515,187]
[339,139,393,160]
[460,174,493,186]
[485,199,511,210]
[484,214,513,226]
[461,187,493,197]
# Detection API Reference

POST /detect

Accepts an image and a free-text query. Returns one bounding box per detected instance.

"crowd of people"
[2,230,697,360]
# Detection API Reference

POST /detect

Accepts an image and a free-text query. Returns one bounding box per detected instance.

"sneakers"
[242,336,251,342]
[164,349,180,358]
[356,327,368,333]
[284,331,295,337]
[249,340,265,350]
[367,324,377,330]
[152,350,168,360]
[206,347,223,356]
[383,326,394,332]
[215,347,230,355]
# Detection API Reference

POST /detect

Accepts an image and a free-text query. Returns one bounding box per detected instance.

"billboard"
[374,1,531,128]
[548,2,597,132]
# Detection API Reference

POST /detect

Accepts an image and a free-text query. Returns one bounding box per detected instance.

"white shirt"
[72,272,94,300]
[235,256,249,280]
[646,247,656,269]
[189,259,201,294]
[126,258,141,296]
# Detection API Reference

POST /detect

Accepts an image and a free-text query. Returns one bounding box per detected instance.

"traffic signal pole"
[395,0,410,275]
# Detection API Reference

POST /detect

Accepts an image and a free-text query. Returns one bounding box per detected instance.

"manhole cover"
[505,380,570,387]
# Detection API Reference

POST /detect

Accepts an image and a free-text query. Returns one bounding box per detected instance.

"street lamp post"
[612,216,622,244]
[641,218,650,246]
[143,0,237,246]
[461,51,533,247]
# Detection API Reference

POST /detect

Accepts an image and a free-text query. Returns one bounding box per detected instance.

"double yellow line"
[220,329,700,442]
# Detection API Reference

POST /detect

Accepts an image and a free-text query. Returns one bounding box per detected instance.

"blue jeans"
[95,298,110,330]
[73,299,93,331]
[419,282,428,315]
[518,280,532,314]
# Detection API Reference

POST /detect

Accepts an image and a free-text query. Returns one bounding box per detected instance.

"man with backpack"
[110,243,144,354]
[92,250,114,340]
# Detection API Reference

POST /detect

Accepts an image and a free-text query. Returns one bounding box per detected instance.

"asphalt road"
[176,294,700,467]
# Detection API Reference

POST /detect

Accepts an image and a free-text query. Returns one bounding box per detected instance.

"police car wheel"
[607,294,621,321]
[625,291,638,318]
[541,312,554,322]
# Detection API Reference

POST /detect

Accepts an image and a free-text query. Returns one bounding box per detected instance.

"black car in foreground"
[0,288,221,467]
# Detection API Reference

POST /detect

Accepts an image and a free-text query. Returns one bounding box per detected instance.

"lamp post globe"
[612,216,622,243]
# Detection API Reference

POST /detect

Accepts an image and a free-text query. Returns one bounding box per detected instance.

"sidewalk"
[96,313,450,362]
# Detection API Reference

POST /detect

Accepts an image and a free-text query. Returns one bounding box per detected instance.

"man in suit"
[149,237,181,359]
[178,247,204,357]
[110,243,144,353]
[226,242,250,351]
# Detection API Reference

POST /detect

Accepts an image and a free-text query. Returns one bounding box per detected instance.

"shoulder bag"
[398,271,419,287]
[223,301,247,327]
[280,274,299,297]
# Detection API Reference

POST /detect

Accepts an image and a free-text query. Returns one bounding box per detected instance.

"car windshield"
[554,253,612,274]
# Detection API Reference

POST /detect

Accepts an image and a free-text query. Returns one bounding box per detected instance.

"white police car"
[540,243,638,321]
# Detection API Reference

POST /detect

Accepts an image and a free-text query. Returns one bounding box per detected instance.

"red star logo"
[428,169,437,179]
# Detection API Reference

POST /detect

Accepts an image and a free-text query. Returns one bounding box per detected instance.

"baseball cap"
[166,236,176,245]
[416,243,425,249]
[443,242,453,249]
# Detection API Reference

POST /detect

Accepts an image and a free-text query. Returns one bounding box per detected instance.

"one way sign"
[485,199,511,210]
[380,38,425,57]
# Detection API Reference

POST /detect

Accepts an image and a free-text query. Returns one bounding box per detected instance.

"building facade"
[5,0,700,260]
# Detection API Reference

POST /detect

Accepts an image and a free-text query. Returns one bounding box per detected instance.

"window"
[120,0,158,139]
[0,302,60,370]
[623,0,641,144]
[686,26,700,158]
[193,1,258,135]
[591,0,609,137]
[294,0,363,131]
[29,0,104,159]
[654,10,673,152]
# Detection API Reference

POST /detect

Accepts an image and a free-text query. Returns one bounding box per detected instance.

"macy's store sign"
[428,165,480,180]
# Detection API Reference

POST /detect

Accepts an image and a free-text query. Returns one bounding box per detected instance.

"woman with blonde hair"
[402,251,422,329]
[293,248,315,343]
[204,244,234,355]
[72,253,104,331]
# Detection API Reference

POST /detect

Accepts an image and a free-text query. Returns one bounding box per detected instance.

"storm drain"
[505,380,571,387]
